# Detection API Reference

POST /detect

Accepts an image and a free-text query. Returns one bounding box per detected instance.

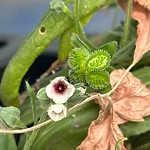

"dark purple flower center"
[54,81,67,94]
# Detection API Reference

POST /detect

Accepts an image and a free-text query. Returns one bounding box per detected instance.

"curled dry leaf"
[77,69,150,150]
[119,0,150,64]
[134,0,150,10]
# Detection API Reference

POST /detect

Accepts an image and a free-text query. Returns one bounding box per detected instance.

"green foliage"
[36,87,51,109]
[0,106,25,129]
[0,134,17,150]
[68,40,116,89]
[86,50,111,71]
[99,41,117,57]
[68,48,86,70]
[85,71,110,89]
[36,88,49,101]
[26,81,37,125]
[31,101,99,150]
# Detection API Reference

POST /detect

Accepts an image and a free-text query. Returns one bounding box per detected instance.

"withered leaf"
[77,101,126,150]
[111,70,150,124]
[119,0,150,64]
[77,69,150,150]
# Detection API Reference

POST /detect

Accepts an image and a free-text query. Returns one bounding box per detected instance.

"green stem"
[75,0,97,50]
[120,0,133,48]
[23,110,47,150]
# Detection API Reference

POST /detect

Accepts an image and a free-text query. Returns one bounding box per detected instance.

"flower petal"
[48,103,67,121]
[46,76,75,104]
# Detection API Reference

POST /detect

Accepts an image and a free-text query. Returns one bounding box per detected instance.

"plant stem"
[120,0,133,48]
[75,0,97,50]
[23,110,47,150]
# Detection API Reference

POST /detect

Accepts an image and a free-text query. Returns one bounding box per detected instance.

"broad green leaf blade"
[0,106,25,129]
[31,101,99,150]
[0,0,114,107]
[0,134,17,150]
[132,67,150,88]
[130,131,150,150]
[26,81,37,125]
[99,41,117,57]
[120,114,150,137]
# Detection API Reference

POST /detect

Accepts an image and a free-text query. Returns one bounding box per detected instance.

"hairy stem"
[23,110,47,150]
[120,0,133,48]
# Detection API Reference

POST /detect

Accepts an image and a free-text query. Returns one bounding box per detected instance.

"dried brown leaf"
[77,103,126,150]
[77,69,150,150]
[134,0,150,10]
[119,0,150,64]
[111,70,150,124]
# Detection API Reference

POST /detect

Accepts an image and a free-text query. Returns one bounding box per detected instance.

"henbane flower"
[48,103,67,121]
[46,76,75,104]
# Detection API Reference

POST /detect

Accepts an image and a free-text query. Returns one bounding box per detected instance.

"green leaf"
[69,69,85,83]
[20,101,43,126]
[31,101,99,150]
[130,130,150,150]
[0,106,25,129]
[0,134,17,150]
[36,88,49,101]
[86,50,111,72]
[120,115,150,137]
[68,48,86,70]
[71,33,91,56]
[85,71,110,89]
[111,40,135,67]
[132,67,150,88]
[99,41,117,57]
[26,81,37,125]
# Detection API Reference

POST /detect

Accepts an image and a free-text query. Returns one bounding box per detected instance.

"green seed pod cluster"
[68,41,117,89]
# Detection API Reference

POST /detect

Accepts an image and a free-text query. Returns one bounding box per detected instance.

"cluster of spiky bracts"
[68,43,115,89]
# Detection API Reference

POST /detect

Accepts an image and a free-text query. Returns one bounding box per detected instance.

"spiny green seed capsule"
[86,50,111,72]
[68,48,86,70]
[69,69,85,83]
[85,71,110,89]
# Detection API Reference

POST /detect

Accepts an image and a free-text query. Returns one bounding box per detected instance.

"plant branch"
[120,0,133,48]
